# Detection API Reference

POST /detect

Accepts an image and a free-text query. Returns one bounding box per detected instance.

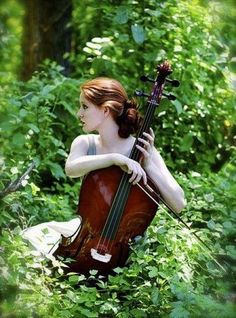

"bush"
[72,0,235,173]
[0,162,235,317]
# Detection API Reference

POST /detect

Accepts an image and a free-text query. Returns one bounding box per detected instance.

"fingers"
[136,144,150,158]
[127,160,147,185]
[137,137,150,148]
[138,129,155,148]
[136,128,155,159]
[150,127,155,138]
[130,168,147,185]
[142,131,154,145]
[128,164,138,183]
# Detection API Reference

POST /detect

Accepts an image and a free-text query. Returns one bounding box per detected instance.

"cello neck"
[129,101,157,162]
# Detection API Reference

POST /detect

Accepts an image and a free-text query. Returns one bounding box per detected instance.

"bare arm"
[65,135,147,184]
[65,136,117,177]
[136,130,186,213]
[145,148,186,213]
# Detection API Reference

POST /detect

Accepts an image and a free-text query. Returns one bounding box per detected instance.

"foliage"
[0,0,236,317]
[0,62,83,191]
[200,0,236,73]
[1,162,236,317]
[72,0,235,173]
[0,0,24,83]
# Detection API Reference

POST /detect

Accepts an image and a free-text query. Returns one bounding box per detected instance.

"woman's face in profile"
[77,93,107,132]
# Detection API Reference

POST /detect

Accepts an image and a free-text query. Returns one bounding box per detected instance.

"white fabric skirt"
[21,217,81,256]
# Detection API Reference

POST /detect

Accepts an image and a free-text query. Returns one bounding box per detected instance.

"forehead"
[79,92,86,102]
[79,93,100,110]
[79,93,92,105]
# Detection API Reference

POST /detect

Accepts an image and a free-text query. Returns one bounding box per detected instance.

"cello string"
[136,182,227,273]
[97,98,156,252]
[95,82,159,254]
[98,182,131,254]
[102,97,156,240]
[97,173,130,248]
[105,182,131,252]
[96,103,153,250]
[98,99,154,240]
[102,95,157,241]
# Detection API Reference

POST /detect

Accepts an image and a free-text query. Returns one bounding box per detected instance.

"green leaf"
[172,100,183,115]
[19,109,28,118]
[148,266,158,278]
[131,24,145,44]
[179,134,193,152]
[194,82,204,93]
[170,304,190,318]
[57,148,68,157]
[41,84,55,96]
[226,245,236,260]
[151,287,159,305]
[29,182,40,195]
[223,221,233,229]
[79,308,98,318]
[204,193,214,202]
[207,219,216,230]
[113,267,123,274]
[48,162,65,179]
[60,100,76,116]
[68,275,79,283]
[114,6,129,24]
[130,309,147,317]
[10,167,18,174]
[12,133,25,147]
[89,269,98,276]
[27,123,40,133]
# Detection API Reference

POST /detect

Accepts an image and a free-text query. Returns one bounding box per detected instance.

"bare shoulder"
[70,134,98,155]
[70,134,88,149]
[69,134,89,157]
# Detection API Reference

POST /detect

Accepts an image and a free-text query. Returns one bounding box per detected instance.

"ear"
[103,106,110,118]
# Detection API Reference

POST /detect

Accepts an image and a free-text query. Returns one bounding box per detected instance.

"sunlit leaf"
[12,132,25,147]
[172,100,183,115]
[113,6,129,24]
[131,24,145,44]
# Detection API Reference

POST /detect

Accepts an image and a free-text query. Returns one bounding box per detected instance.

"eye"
[82,103,88,110]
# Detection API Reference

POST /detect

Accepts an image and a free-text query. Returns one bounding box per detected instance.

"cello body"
[54,166,159,275]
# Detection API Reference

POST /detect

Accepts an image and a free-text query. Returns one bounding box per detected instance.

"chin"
[82,125,88,132]
[82,126,92,133]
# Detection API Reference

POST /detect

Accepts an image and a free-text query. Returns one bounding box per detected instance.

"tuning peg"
[140,75,155,83]
[166,79,180,87]
[162,93,176,100]
[134,89,149,98]
[141,75,180,88]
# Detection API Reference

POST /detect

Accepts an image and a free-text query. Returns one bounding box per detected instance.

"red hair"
[81,77,142,138]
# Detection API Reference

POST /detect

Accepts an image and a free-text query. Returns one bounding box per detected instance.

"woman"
[67,77,185,209]
[22,77,185,256]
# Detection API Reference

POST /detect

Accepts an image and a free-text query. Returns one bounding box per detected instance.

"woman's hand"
[113,154,147,185]
[136,128,155,169]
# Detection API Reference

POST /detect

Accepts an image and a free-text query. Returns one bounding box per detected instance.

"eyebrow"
[77,99,87,106]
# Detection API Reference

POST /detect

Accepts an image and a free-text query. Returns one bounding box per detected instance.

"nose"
[77,108,83,119]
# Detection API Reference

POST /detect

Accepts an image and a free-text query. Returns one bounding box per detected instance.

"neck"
[97,118,122,149]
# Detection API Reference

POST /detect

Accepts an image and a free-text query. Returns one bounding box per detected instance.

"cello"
[54,61,179,275]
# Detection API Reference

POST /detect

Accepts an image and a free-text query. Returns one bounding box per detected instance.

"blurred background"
[0,0,235,317]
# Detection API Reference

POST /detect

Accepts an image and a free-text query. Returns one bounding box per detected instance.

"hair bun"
[116,98,142,138]
[124,99,136,110]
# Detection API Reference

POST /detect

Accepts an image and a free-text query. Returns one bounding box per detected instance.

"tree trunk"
[21,0,72,80]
